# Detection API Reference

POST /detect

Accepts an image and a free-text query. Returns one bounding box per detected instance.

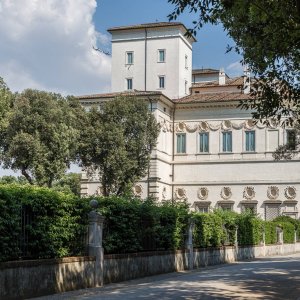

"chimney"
[243,67,250,94]
[219,68,226,85]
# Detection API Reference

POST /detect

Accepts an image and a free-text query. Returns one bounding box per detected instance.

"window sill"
[196,153,210,155]
[218,152,233,155]
[125,63,134,66]
[175,153,188,156]
[242,151,257,154]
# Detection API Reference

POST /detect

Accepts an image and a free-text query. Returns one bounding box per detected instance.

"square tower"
[108,22,196,99]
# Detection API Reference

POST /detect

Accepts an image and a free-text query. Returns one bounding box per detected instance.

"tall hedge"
[264,221,277,244]
[95,197,189,254]
[237,212,264,246]
[0,184,84,262]
[192,213,223,248]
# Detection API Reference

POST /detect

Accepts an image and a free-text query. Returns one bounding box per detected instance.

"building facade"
[79,22,300,221]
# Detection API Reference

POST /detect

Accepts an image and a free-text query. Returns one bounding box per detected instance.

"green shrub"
[0,184,84,262]
[237,212,264,245]
[275,221,295,243]
[192,213,223,248]
[264,221,277,244]
[215,209,238,245]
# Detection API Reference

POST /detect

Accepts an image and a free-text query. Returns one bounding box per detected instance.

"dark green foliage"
[0,89,86,187]
[264,222,277,245]
[192,213,224,248]
[52,173,81,196]
[95,197,189,254]
[237,212,264,246]
[79,96,160,196]
[0,184,85,262]
[168,0,300,123]
[215,209,238,245]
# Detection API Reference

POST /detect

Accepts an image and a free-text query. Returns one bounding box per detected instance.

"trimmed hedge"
[95,197,189,254]
[237,212,264,246]
[0,184,84,262]
[192,213,224,248]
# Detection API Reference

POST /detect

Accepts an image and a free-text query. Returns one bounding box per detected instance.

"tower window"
[185,55,188,69]
[126,78,133,90]
[159,76,165,89]
[158,49,166,62]
[126,52,134,64]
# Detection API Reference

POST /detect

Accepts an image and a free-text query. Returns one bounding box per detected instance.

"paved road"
[34,253,300,300]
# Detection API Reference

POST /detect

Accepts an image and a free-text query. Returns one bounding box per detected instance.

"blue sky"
[93,0,243,76]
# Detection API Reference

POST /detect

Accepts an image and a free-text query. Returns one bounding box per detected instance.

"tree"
[273,124,300,160]
[168,0,300,123]
[0,88,86,187]
[0,175,27,185]
[79,96,160,196]
[52,173,81,196]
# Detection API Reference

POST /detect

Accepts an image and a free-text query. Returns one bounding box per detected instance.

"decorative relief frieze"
[284,186,296,200]
[220,187,232,200]
[267,186,279,200]
[243,186,255,200]
[159,118,172,132]
[197,187,209,200]
[174,119,281,133]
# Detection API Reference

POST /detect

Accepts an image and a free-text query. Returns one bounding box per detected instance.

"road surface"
[34,253,300,300]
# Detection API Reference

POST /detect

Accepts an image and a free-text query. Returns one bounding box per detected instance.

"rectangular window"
[126,52,133,64]
[245,131,255,152]
[126,78,133,90]
[159,76,165,89]
[222,132,232,152]
[185,55,188,69]
[199,132,209,153]
[185,80,188,94]
[286,130,296,150]
[176,133,186,153]
[158,49,165,62]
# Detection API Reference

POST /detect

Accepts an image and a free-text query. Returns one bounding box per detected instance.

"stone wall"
[1,244,300,299]
[104,250,189,284]
[0,256,95,300]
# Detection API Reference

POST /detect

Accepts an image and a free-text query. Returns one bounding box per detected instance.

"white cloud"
[226,61,244,77]
[0,0,111,95]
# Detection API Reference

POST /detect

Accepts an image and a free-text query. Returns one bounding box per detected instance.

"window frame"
[126,78,133,90]
[222,131,232,152]
[286,129,296,150]
[158,49,166,63]
[126,51,134,65]
[176,133,186,154]
[199,132,209,153]
[158,75,165,89]
[245,130,256,152]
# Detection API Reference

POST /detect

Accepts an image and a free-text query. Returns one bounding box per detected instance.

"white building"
[79,22,300,221]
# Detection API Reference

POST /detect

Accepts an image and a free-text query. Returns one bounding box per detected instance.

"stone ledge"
[0,256,95,269]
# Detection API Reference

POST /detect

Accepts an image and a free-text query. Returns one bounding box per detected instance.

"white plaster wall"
[110,27,193,99]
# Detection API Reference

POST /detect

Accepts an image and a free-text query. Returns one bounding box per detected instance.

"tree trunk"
[21,169,33,185]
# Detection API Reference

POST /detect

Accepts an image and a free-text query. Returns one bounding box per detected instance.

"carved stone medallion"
[284,186,296,200]
[243,186,255,200]
[267,186,279,200]
[197,187,209,200]
[220,187,232,200]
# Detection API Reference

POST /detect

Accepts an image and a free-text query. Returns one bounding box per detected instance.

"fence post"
[88,199,105,287]
[186,218,195,270]
[294,230,297,244]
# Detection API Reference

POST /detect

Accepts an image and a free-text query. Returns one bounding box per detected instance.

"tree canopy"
[79,96,160,196]
[0,87,85,187]
[168,0,300,123]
